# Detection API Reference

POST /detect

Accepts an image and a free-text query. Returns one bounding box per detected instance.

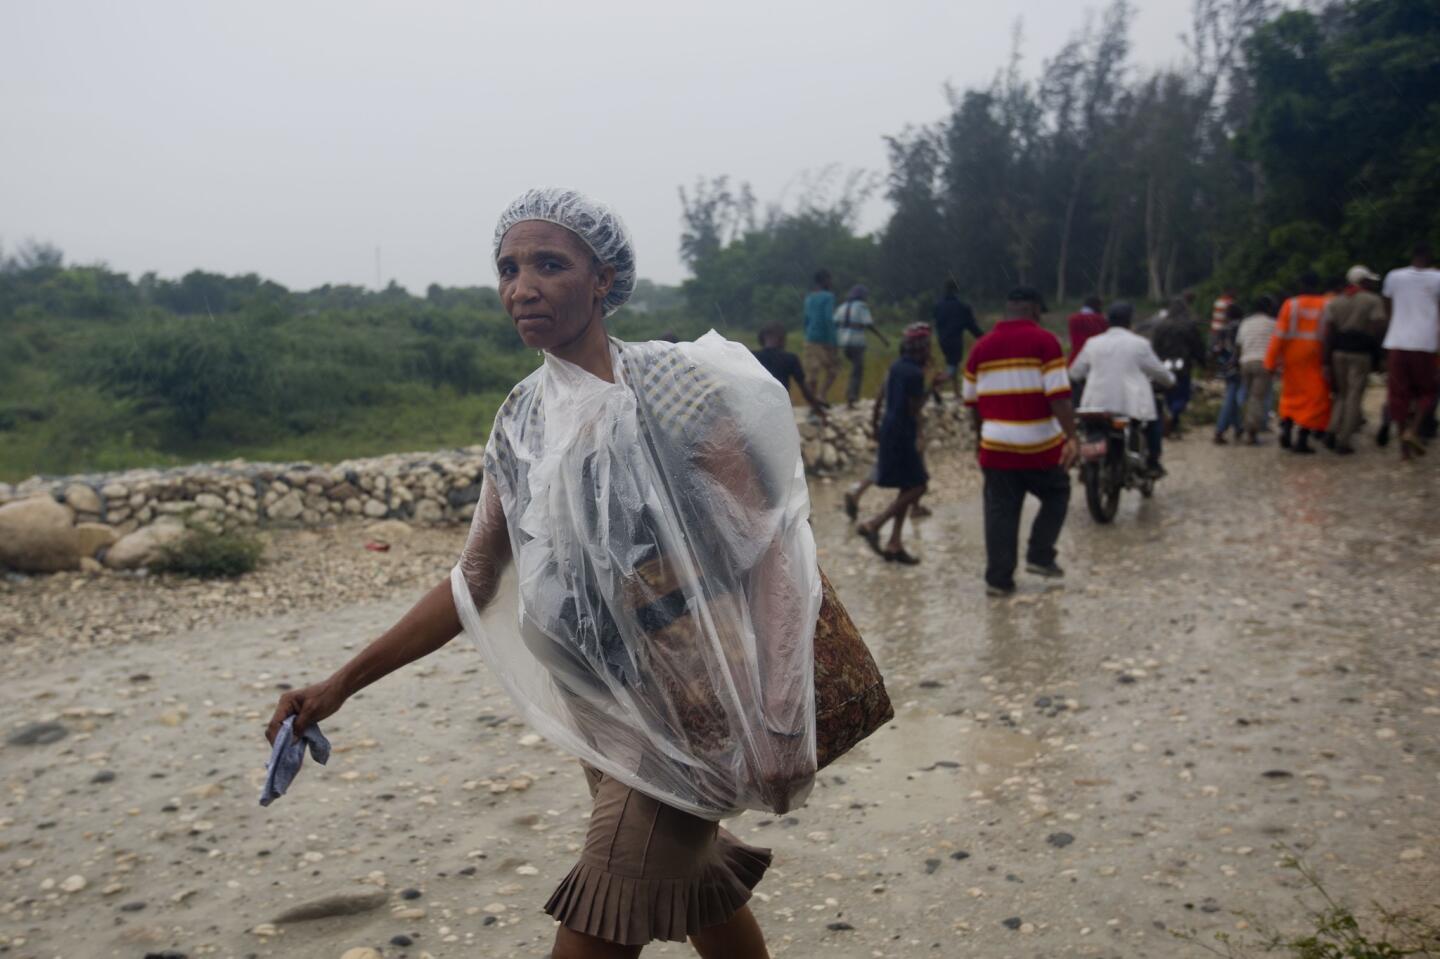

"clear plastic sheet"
[452,332,820,819]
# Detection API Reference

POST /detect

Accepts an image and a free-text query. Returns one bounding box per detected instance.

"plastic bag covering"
[451,332,820,819]
[492,187,638,318]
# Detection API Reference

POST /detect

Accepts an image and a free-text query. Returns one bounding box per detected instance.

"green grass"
[0,384,507,481]
[1,300,1156,482]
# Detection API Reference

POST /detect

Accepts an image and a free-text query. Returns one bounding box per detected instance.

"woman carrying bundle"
[265,189,889,958]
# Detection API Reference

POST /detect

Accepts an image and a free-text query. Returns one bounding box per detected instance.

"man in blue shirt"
[802,269,838,402]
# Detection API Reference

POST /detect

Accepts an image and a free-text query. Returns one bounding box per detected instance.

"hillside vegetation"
[0,262,701,481]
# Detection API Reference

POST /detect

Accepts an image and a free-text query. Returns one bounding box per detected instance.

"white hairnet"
[492,188,638,317]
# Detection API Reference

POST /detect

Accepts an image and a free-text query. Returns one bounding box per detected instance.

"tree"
[879,126,949,299]
[96,316,272,438]
[1039,0,1132,303]
[1,239,64,273]
[678,176,755,270]
[680,170,881,329]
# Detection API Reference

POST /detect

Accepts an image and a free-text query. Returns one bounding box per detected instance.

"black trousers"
[982,467,1070,589]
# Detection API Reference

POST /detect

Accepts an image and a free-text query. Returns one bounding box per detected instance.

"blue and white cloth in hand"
[259,715,331,806]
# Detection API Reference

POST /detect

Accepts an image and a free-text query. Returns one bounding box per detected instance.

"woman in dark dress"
[856,324,939,564]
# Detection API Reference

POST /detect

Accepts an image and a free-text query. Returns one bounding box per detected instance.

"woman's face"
[496,221,614,352]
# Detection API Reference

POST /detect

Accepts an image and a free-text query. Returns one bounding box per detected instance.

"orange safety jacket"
[1264,294,1332,431]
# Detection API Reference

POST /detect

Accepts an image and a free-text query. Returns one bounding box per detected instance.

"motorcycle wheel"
[1084,461,1120,523]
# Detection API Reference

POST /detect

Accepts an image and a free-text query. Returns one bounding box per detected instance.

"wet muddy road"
[2,424,1437,958]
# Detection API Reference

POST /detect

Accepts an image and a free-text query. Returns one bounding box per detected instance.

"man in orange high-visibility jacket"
[1265,272,1333,455]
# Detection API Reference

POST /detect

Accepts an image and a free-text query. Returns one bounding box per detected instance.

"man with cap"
[1323,265,1387,454]
[963,287,1079,597]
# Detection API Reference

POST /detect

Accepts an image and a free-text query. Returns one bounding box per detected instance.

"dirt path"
[2,419,1437,959]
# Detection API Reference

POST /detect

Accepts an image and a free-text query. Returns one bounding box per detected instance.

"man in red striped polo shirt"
[963,287,1079,596]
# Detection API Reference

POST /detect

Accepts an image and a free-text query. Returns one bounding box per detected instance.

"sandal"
[883,548,921,565]
[857,525,886,558]
[1402,436,1427,458]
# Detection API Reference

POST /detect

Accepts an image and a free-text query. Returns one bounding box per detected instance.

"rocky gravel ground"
[0,520,464,667]
[1,401,1437,959]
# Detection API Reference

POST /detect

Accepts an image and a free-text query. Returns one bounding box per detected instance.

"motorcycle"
[1079,407,1157,523]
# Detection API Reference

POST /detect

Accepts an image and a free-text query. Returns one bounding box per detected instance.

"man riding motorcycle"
[1069,302,1176,478]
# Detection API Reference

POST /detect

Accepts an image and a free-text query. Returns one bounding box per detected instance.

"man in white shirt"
[1381,244,1440,459]
[1236,296,1279,444]
[834,285,890,408]
[1070,302,1176,477]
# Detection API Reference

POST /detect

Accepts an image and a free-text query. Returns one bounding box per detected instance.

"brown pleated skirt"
[544,765,772,945]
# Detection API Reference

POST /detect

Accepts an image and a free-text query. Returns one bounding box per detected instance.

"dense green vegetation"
[0,245,950,481]
[0,253,704,480]
[4,0,1431,481]
[680,0,1440,322]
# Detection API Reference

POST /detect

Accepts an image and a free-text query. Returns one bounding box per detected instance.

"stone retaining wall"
[2,448,489,539]
[0,399,975,572]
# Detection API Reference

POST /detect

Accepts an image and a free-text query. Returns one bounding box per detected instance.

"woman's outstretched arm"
[265,481,511,743]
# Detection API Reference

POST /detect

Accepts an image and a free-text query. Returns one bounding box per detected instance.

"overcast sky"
[1,0,1198,290]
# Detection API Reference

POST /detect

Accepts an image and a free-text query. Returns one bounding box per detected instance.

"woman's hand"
[259,576,469,747]
[266,677,348,744]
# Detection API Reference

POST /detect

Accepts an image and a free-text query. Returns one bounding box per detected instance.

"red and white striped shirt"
[962,319,1071,470]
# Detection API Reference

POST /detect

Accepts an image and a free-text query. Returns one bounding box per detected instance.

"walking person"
[855,324,942,564]
[1152,296,1207,436]
[962,287,1079,597]
[1323,266,1387,454]
[753,323,829,419]
[1381,244,1440,460]
[933,278,984,397]
[1266,273,1333,455]
[1237,296,1279,445]
[835,285,890,407]
[267,189,823,959]
[843,363,938,523]
[1212,302,1245,444]
[802,269,839,403]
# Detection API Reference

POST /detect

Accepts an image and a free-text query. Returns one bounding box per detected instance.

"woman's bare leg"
[690,905,770,959]
[552,927,642,959]
[884,485,925,550]
[859,482,922,538]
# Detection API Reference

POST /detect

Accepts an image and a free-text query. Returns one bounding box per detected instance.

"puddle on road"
[832,705,1046,834]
